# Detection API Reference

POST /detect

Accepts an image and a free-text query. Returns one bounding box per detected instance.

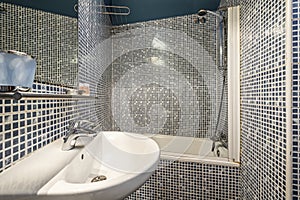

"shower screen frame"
[227,6,241,163]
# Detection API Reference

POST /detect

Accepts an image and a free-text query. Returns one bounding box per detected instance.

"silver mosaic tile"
[0,3,78,87]
[0,2,102,175]
[110,15,228,139]
[219,0,240,9]
[78,0,113,129]
[0,4,81,172]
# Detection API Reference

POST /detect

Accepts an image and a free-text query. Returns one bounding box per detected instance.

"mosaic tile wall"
[126,160,240,200]
[292,0,300,198]
[240,0,288,199]
[109,15,228,139]
[0,3,78,87]
[77,2,240,199]
[0,83,79,172]
[219,0,240,10]
[78,0,113,128]
[0,4,88,173]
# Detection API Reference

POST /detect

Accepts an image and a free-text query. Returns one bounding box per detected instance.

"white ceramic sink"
[0,131,160,200]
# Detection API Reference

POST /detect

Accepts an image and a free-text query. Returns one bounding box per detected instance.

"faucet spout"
[62,133,96,151]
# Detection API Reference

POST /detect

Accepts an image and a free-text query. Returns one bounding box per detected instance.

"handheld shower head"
[197,9,223,21]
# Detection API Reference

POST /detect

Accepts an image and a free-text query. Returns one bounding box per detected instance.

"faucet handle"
[77,120,96,128]
[67,120,80,131]
[71,119,98,129]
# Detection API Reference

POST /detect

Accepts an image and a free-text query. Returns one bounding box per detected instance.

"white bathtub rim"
[144,133,239,167]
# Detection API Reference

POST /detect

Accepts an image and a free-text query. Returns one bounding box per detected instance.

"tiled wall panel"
[0,3,78,87]
[126,160,240,200]
[0,83,80,172]
[110,15,228,139]
[0,4,80,173]
[78,0,113,127]
[292,0,300,198]
[240,0,287,199]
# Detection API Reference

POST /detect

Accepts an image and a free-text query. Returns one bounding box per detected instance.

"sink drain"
[91,175,107,183]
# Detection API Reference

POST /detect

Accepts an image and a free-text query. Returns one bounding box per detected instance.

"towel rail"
[97,5,130,16]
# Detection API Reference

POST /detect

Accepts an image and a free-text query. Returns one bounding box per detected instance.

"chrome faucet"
[62,120,98,151]
[211,130,228,152]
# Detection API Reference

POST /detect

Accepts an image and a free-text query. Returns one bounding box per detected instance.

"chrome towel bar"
[97,5,130,16]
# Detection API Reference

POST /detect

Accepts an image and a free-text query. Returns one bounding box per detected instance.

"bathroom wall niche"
[0,3,78,87]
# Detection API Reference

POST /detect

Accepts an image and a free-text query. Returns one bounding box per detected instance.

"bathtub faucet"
[61,120,98,151]
[211,130,228,152]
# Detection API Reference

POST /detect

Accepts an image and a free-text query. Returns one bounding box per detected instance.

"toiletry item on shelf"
[78,83,90,96]
[0,50,36,92]
[66,88,78,95]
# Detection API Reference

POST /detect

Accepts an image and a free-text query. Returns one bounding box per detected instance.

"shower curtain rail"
[97,5,130,16]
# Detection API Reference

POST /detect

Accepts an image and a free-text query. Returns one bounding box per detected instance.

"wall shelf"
[0,92,97,100]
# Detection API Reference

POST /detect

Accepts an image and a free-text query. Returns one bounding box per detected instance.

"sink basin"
[0,131,160,200]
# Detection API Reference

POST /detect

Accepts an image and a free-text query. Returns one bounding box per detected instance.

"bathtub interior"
[147,134,229,160]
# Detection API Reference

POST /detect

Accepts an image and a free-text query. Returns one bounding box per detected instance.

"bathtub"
[146,134,236,166]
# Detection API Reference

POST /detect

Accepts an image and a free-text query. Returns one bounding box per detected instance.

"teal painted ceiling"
[110,0,221,25]
[0,0,221,24]
[0,0,78,18]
